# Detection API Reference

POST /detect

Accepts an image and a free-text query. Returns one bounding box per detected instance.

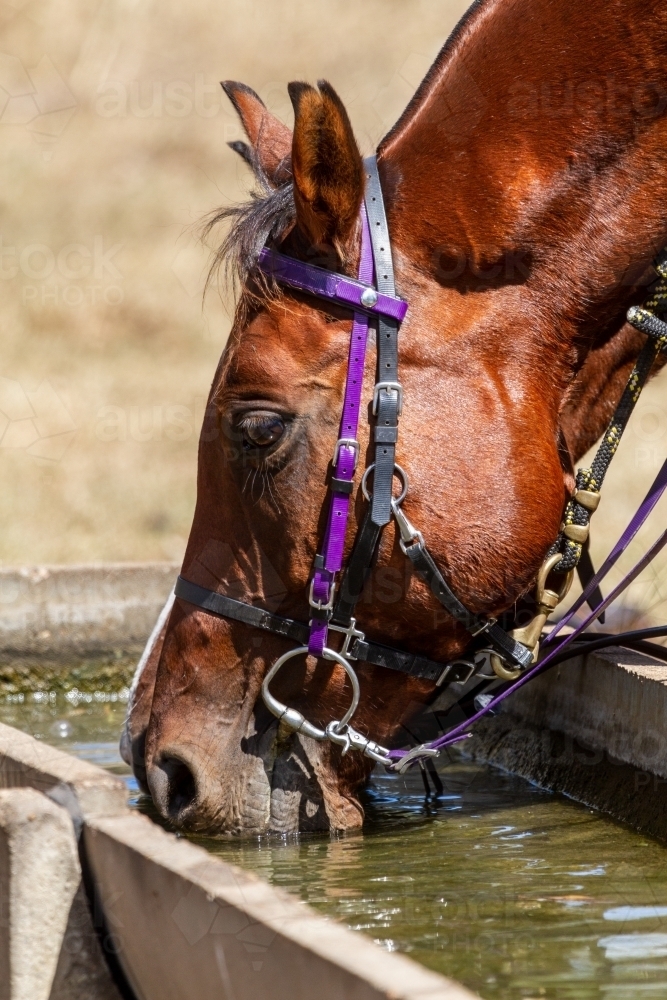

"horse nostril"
[166,757,197,813]
[149,754,198,819]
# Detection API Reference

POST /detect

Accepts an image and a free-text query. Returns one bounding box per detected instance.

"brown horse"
[122,0,667,834]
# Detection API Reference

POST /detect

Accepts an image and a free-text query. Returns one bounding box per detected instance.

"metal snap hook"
[489,552,576,680]
[261,646,361,741]
[325,721,392,764]
[361,463,409,503]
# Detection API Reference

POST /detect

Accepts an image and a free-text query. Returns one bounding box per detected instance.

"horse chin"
[142,712,365,837]
[268,732,365,835]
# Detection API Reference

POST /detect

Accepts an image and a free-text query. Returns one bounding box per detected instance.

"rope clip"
[490,552,574,680]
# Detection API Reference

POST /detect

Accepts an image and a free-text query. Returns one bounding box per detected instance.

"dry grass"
[0,0,665,629]
[0,0,470,563]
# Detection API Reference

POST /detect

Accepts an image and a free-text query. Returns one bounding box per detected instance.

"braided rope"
[550,252,667,574]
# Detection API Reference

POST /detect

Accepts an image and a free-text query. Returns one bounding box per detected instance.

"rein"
[176,155,667,773]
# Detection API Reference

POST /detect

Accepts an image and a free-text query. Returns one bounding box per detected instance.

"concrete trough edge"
[464,645,667,841]
[0,721,128,820]
[0,562,178,659]
[85,811,476,1000]
[0,722,476,1000]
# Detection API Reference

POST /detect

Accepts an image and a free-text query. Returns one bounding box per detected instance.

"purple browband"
[257,246,408,322]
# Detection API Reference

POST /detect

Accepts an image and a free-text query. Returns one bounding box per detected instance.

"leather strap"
[332,508,382,626]
[403,541,534,669]
[576,540,605,621]
[175,577,309,645]
[174,576,469,684]
[364,156,401,527]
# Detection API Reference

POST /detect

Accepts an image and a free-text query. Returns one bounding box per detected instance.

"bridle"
[175,154,667,773]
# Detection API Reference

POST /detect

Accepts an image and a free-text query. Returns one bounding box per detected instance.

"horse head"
[123,0,667,833]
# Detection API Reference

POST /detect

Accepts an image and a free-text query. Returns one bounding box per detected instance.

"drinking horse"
[122,0,667,833]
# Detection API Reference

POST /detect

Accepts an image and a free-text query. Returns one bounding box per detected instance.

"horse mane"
[379,0,495,154]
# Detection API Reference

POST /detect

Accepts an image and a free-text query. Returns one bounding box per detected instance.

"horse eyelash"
[236,413,273,431]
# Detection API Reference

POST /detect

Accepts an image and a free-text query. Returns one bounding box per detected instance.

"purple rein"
[256,213,408,657]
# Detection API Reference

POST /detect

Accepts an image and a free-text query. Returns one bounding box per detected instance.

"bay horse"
[122,0,667,834]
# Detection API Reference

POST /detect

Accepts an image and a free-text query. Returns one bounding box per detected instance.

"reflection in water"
[4,695,667,999]
[597,933,667,961]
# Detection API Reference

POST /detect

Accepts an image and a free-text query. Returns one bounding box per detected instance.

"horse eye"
[238,413,285,450]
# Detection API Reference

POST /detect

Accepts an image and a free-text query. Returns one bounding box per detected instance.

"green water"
[4,695,667,1000]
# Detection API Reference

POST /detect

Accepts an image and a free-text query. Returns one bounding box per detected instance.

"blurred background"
[0,0,665,629]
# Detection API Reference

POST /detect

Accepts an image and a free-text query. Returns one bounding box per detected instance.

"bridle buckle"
[328,618,365,659]
[332,437,360,469]
[308,577,336,611]
[372,381,403,416]
[435,658,477,687]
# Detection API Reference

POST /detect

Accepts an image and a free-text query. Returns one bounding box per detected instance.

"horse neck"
[380,0,667,341]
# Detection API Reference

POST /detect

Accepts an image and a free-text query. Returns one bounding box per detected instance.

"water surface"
[4,693,667,1000]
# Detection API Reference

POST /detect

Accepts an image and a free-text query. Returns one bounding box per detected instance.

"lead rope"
[486,252,667,680]
[549,249,667,577]
[392,253,667,769]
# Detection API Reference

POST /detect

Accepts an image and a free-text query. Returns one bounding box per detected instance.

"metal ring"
[261,646,361,742]
[489,652,522,681]
[361,463,409,504]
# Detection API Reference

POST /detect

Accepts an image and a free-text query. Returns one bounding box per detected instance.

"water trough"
[2,563,667,998]
[0,723,474,1000]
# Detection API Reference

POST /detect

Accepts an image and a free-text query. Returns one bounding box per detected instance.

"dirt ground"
[0,0,665,627]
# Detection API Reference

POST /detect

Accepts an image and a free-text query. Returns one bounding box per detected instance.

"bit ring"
[262,646,360,741]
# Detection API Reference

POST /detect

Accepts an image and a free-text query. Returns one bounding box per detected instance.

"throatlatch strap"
[365,156,401,528]
[404,541,534,670]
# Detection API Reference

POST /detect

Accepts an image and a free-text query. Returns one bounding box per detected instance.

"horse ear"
[221,81,292,187]
[287,80,365,255]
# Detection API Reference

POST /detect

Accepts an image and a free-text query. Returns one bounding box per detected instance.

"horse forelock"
[203,172,296,295]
